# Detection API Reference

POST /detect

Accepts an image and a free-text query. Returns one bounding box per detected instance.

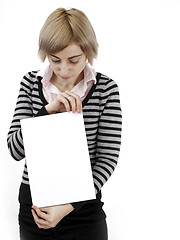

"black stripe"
[33,106,42,112]
[84,120,99,125]
[83,108,100,112]
[17,100,31,105]
[85,102,100,106]
[87,95,109,101]
[19,88,30,95]
[93,174,103,186]
[85,126,98,131]
[93,169,108,181]
[16,132,24,150]
[28,72,37,78]
[97,161,115,171]
[98,152,119,158]
[89,147,96,153]
[7,130,15,136]
[22,176,29,181]
[104,84,118,93]
[98,138,121,145]
[86,132,98,137]
[32,99,43,105]
[83,115,99,119]
[99,125,122,131]
[9,125,21,131]
[101,112,122,118]
[23,75,34,84]
[98,75,109,79]
[19,129,23,139]
[98,156,118,165]
[14,112,32,117]
[94,165,111,176]
[94,183,99,192]
[15,106,32,111]
[23,169,28,174]
[32,87,39,92]
[97,145,120,152]
[21,81,32,92]
[108,92,120,99]
[104,106,121,111]
[107,99,120,103]
[12,139,24,159]
[31,70,38,74]
[32,93,41,98]
[8,142,19,161]
[12,119,20,123]
[99,78,112,83]
[98,131,121,138]
[18,93,30,99]
[100,119,122,125]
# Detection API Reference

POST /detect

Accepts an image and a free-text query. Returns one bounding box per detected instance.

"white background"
[0,0,180,239]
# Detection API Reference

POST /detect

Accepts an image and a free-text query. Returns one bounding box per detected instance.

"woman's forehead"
[50,43,84,58]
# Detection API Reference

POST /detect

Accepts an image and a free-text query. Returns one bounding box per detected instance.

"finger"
[32,206,48,221]
[31,208,48,226]
[32,210,51,229]
[58,94,71,112]
[65,91,82,113]
[32,210,49,230]
[39,206,52,213]
[64,94,76,113]
[31,209,42,228]
[33,206,48,221]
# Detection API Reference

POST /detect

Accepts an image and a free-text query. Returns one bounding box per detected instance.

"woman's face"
[48,43,87,85]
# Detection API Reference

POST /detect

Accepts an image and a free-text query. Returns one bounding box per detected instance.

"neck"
[51,71,84,92]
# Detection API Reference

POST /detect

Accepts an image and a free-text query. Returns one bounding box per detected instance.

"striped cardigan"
[7,70,122,206]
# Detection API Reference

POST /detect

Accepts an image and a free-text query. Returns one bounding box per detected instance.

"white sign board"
[21,112,95,207]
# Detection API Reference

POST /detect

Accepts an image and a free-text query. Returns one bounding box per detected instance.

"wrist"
[68,203,74,211]
[45,104,56,114]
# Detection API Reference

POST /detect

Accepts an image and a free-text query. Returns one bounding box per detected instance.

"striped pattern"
[7,71,122,194]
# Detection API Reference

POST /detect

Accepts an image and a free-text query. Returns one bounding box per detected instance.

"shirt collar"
[37,64,54,88]
[72,64,96,98]
[37,63,97,95]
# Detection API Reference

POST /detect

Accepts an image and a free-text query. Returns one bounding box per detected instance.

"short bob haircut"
[38,8,98,65]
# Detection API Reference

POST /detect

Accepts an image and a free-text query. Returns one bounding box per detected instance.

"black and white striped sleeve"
[7,74,34,161]
[93,79,122,193]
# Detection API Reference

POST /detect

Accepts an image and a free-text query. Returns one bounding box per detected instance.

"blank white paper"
[21,112,95,207]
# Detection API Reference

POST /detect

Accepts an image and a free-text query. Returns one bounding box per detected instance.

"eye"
[51,59,61,63]
[69,61,79,64]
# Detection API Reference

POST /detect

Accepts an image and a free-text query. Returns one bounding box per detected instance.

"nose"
[59,62,69,76]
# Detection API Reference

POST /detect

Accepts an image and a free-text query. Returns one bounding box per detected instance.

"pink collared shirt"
[38,64,97,103]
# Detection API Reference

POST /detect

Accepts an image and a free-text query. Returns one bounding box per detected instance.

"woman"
[7,7,122,240]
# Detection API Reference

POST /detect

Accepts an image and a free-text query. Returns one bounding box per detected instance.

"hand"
[45,91,82,114]
[31,204,74,229]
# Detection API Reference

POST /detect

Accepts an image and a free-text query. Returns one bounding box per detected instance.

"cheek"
[52,65,59,72]
[74,67,84,76]
[75,62,86,73]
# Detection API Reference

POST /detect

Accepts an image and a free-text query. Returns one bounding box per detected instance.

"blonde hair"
[38,8,98,65]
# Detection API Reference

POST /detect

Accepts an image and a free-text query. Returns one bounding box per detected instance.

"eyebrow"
[50,54,83,60]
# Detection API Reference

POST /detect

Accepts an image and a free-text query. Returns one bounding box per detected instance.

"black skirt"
[18,184,108,240]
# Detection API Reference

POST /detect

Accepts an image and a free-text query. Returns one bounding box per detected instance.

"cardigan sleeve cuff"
[71,191,102,212]
[71,200,88,212]
[35,106,49,117]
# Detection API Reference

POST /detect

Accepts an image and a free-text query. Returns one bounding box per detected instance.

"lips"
[61,76,70,80]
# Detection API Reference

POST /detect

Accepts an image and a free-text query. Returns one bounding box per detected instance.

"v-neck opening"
[37,72,101,107]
